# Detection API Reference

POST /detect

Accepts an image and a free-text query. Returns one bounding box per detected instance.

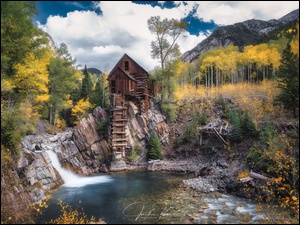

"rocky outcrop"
[126,100,170,149]
[110,100,170,171]
[2,106,110,208]
[2,101,171,213]
[147,160,197,172]
[1,148,63,223]
[21,106,111,176]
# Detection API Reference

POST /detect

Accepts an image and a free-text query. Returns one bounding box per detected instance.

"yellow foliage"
[1,77,15,93]
[19,100,40,133]
[237,171,249,179]
[13,50,52,110]
[274,176,283,183]
[174,80,283,124]
[71,98,92,125]
[290,22,299,57]
[62,98,73,109]
[35,93,50,103]
[55,118,66,131]
[48,200,103,224]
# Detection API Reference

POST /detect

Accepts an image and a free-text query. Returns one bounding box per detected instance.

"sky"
[33,1,299,72]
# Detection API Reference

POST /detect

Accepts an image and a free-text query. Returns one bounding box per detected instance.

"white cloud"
[191,1,299,25]
[92,45,123,55]
[37,1,298,72]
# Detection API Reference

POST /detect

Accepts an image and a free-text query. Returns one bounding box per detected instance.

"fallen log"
[249,171,274,182]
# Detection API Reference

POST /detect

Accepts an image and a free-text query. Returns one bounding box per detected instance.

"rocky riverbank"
[1,100,251,224]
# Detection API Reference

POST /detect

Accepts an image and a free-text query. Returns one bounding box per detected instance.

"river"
[35,151,270,224]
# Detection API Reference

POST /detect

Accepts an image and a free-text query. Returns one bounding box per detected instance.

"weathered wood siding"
[108,53,154,98]
[109,69,136,96]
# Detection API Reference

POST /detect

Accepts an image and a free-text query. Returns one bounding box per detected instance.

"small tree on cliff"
[147,130,163,160]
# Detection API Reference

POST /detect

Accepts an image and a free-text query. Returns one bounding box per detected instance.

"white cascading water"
[46,150,112,188]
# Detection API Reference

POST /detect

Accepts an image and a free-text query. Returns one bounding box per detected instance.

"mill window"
[111,80,116,93]
[124,61,129,70]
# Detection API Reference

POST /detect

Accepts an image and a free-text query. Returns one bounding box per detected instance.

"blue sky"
[33,1,299,72]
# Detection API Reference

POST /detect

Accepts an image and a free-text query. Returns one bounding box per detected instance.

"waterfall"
[46,150,112,188]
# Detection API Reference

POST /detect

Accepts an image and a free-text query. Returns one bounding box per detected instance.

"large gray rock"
[9,106,111,207]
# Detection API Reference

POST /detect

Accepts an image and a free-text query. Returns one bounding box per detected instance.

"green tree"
[147,130,163,160]
[1,1,50,150]
[241,110,257,137]
[147,16,187,70]
[147,16,187,104]
[229,109,243,142]
[274,43,299,117]
[81,65,93,99]
[47,43,82,126]
[1,105,26,150]
[1,1,47,76]
[90,73,109,108]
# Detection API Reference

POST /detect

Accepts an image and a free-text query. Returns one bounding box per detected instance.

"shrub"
[71,98,92,125]
[48,200,103,224]
[147,130,163,160]
[173,139,180,149]
[96,119,109,137]
[128,150,137,162]
[229,108,243,142]
[55,118,66,131]
[241,110,258,137]
[161,103,177,122]
[132,142,142,155]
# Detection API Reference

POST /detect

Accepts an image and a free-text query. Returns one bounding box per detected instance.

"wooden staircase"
[109,94,128,159]
[133,72,150,112]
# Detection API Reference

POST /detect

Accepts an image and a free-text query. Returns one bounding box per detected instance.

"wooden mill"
[107,53,154,159]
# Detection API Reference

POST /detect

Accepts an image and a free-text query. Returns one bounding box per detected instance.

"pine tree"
[274,43,299,117]
[81,65,93,99]
[147,130,163,160]
[90,75,109,108]
[242,111,257,137]
[47,43,82,126]
[229,109,243,142]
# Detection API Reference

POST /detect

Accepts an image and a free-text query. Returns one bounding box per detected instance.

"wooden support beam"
[112,138,127,142]
[213,128,228,145]
[112,143,127,147]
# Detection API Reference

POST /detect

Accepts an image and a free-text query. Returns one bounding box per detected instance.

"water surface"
[37,151,274,224]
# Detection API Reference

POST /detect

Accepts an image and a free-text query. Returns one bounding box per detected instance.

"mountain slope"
[182,9,299,63]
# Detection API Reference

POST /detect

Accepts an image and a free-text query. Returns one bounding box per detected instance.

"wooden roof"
[108,53,148,80]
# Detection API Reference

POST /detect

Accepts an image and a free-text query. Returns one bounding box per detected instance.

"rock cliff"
[2,101,171,211]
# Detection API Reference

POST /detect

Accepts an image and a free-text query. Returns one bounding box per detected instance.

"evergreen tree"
[147,130,163,160]
[274,43,299,117]
[90,74,109,108]
[242,110,257,137]
[47,43,82,126]
[81,65,93,99]
[229,109,243,142]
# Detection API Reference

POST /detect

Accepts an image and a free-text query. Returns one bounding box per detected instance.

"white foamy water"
[46,150,112,187]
